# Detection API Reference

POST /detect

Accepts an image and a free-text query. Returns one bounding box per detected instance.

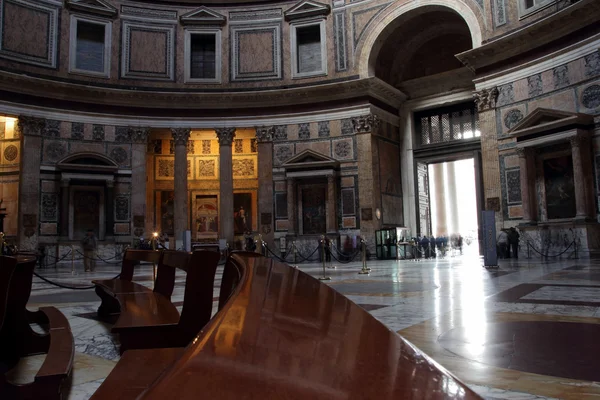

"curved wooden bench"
[0,256,74,400]
[92,254,481,399]
[110,250,221,354]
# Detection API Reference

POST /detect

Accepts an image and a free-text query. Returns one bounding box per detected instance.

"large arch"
[357,0,485,78]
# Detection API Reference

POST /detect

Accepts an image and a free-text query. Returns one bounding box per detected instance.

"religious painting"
[195,195,218,240]
[302,186,326,235]
[234,193,252,234]
[73,191,99,239]
[160,191,175,235]
[543,155,576,219]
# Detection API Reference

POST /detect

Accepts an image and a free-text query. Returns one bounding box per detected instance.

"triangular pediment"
[65,0,117,17]
[284,0,330,21]
[509,108,594,137]
[180,7,226,25]
[282,149,339,170]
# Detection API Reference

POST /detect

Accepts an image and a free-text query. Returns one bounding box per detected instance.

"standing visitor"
[81,229,97,272]
[507,227,520,259]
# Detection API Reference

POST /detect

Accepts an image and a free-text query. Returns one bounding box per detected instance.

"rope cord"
[32,271,121,290]
[293,245,321,262]
[527,241,574,258]
[329,244,361,264]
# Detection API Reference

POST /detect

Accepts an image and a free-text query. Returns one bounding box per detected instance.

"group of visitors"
[497,227,520,259]
[415,233,463,258]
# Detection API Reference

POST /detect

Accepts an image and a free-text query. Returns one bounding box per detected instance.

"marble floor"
[16,248,600,399]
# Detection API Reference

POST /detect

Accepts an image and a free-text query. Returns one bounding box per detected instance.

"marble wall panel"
[341,176,354,188]
[0,177,18,235]
[42,140,67,164]
[121,21,175,80]
[274,181,286,192]
[41,179,57,193]
[528,90,577,113]
[273,144,294,166]
[1,140,20,165]
[505,168,521,204]
[232,156,257,178]
[508,205,523,219]
[381,194,402,225]
[114,223,130,234]
[342,216,356,229]
[275,219,289,231]
[295,141,331,157]
[504,155,519,169]
[352,3,388,50]
[39,222,57,235]
[69,142,104,155]
[196,156,219,180]
[0,0,58,67]
[231,24,281,81]
[333,12,347,72]
[378,140,401,196]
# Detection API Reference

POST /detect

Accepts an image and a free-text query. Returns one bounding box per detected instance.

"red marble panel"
[238,31,274,74]
[130,30,167,74]
[2,2,49,58]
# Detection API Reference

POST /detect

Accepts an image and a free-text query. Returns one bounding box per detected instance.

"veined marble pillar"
[432,163,447,236]
[570,135,591,220]
[327,174,337,234]
[517,148,536,224]
[60,179,70,237]
[17,116,45,250]
[216,128,236,244]
[256,126,274,246]
[286,178,296,236]
[105,180,114,237]
[171,128,191,244]
[131,128,149,238]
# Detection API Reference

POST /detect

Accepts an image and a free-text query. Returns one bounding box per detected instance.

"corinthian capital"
[171,128,191,146]
[17,116,45,136]
[215,128,236,146]
[473,87,499,112]
[352,114,380,134]
[131,127,150,144]
[255,126,274,143]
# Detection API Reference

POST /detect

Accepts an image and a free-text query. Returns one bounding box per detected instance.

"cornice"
[456,0,600,73]
[0,72,406,112]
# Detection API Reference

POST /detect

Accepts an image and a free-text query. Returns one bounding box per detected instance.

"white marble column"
[445,161,459,235]
[216,128,236,244]
[432,163,447,236]
[287,178,296,236]
[171,128,191,244]
[327,174,337,234]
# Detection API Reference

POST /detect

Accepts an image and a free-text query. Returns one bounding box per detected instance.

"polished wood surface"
[138,255,481,399]
[112,293,180,330]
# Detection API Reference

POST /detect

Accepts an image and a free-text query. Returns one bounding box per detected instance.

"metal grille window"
[415,103,480,146]
[190,34,216,80]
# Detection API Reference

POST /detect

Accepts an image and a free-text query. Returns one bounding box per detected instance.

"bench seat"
[112,293,180,331]
[92,279,151,296]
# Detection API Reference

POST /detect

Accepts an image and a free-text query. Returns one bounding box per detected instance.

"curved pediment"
[281,149,339,171]
[57,152,119,172]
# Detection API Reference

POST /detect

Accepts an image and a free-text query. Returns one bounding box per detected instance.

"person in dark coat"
[507,227,520,259]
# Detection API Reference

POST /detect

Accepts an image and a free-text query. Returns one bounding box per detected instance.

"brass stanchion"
[71,244,75,275]
[318,235,330,281]
[327,240,336,269]
[152,232,158,287]
[358,239,370,274]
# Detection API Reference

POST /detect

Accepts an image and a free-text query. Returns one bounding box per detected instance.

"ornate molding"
[171,128,191,146]
[215,128,236,146]
[255,126,274,143]
[352,114,380,134]
[131,127,150,144]
[473,87,499,112]
[66,0,118,17]
[17,116,45,136]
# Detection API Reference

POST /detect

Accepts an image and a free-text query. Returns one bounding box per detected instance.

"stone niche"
[508,108,599,258]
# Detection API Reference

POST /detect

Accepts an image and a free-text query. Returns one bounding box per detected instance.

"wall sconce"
[375,208,381,220]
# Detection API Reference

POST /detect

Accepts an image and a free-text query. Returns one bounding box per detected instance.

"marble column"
[445,161,459,235]
[171,128,191,244]
[256,126,274,247]
[216,128,236,244]
[286,178,296,236]
[570,135,589,220]
[60,178,70,237]
[17,116,45,250]
[517,147,535,224]
[131,127,149,238]
[326,174,337,234]
[432,163,447,236]
[105,180,114,237]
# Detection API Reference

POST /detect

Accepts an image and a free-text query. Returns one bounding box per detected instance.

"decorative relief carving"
[504,109,524,130]
[334,12,347,72]
[131,127,149,144]
[215,127,236,146]
[198,159,216,177]
[581,84,600,109]
[158,159,174,177]
[341,118,353,135]
[274,125,287,141]
[110,147,128,164]
[171,128,191,146]
[71,122,84,140]
[45,141,66,162]
[473,87,499,112]
[298,123,310,139]
[92,125,105,141]
[333,140,352,159]
[147,139,162,154]
[506,169,521,204]
[17,116,45,136]
[255,126,274,143]
[497,84,514,106]
[202,140,211,154]
[553,65,569,89]
[234,139,244,153]
[115,196,129,221]
[250,138,257,153]
[121,5,177,20]
[232,159,255,177]
[4,145,18,161]
[229,9,282,21]
[115,126,131,143]
[494,0,506,26]
[318,121,330,137]
[527,74,543,98]
[169,139,194,154]
[584,51,600,77]
[274,145,293,165]
[41,193,58,221]
[352,114,379,134]
[43,119,60,138]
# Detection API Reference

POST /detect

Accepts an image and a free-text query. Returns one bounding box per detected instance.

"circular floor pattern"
[438,321,600,382]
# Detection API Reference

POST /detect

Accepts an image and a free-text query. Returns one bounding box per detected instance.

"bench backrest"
[217,252,256,311]
[178,250,221,339]
[0,256,18,332]
[155,251,192,298]
[120,250,162,282]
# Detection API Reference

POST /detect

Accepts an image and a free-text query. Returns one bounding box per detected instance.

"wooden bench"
[102,250,221,354]
[0,255,74,400]
[90,252,249,400]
